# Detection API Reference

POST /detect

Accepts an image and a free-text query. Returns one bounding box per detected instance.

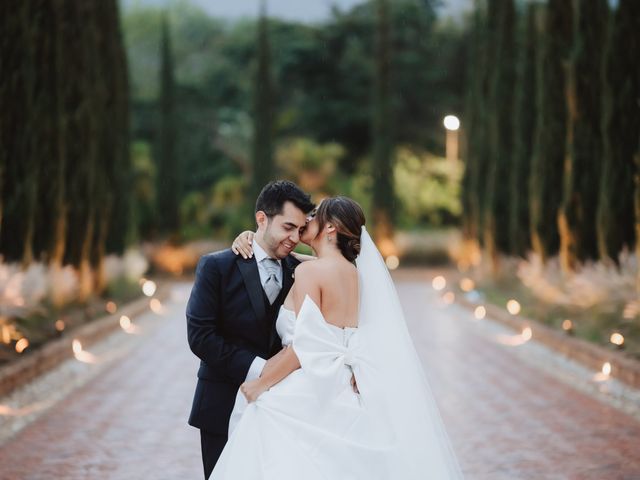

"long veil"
[356,226,464,479]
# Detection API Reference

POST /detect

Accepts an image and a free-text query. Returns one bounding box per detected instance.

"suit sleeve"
[186,255,257,384]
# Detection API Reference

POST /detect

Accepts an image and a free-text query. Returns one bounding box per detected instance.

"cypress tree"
[597,0,639,264]
[509,3,539,257]
[461,7,483,244]
[251,1,275,204]
[23,0,53,266]
[483,0,515,270]
[0,0,39,264]
[47,0,68,268]
[76,1,102,300]
[0,0,5,240]
[462,2,490,252]
[0,0,130,281]
[558,0,608,272]
[63,0,91,269]
[156,13,180,237]
[529,0,571,262]
[92,0,118,292]
[372,0,395,247]
[635,143,640,292]
[105,0,132,255]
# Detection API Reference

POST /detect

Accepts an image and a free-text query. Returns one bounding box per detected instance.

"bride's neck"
[313,241,342,260]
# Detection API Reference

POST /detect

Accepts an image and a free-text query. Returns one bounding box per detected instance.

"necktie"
[262,258,281,304]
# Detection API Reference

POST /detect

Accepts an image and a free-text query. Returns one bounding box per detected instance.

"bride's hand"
[261,346,288,377]
[232,231,255,259]
[350,374,359,394]
[240,379,269,403]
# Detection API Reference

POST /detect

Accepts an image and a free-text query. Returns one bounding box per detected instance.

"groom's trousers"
[201,431,226,479]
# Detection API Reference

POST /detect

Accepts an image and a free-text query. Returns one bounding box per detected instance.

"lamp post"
[443,115,460,162]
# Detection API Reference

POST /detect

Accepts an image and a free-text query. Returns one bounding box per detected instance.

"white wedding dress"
[210,228,463,480]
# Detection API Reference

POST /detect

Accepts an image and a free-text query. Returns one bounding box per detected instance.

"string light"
[150,298,163,314]
[15,338,29,353]
[506,300,521,315]
[119,315,131,330]
[474,306,486,320]
[1,324,11,344]
[442,292,455,304]
[142,280,157,297]
[459,278,475,292]
[610,333,624,347]
[385,255,400,270]
[105,301,117,314]
[432,276,446,291]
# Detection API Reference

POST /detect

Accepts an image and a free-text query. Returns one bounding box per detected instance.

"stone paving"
[1,273,639,479]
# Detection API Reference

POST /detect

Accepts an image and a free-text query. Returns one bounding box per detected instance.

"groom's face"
[258,201,307,259]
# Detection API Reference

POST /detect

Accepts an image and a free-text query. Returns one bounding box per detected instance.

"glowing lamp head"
[443,115,460,131]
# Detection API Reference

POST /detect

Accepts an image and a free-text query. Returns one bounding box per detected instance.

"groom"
[186,180,315,479]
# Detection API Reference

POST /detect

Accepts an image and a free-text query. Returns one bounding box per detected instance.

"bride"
[212,196,463,479]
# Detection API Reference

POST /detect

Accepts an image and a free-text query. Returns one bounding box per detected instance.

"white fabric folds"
[210,226,464,480]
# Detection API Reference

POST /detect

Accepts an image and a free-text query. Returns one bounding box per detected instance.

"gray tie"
[262,258,281,304]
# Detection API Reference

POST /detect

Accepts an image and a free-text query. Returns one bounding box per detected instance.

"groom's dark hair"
[255,180,315,217]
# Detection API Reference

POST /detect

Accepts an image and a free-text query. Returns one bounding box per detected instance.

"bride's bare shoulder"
[291,262,322,314]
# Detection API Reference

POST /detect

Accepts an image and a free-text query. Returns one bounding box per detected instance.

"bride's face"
[300,209,319,246]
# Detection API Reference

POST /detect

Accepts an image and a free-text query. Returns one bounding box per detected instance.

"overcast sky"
[122,0,472,23]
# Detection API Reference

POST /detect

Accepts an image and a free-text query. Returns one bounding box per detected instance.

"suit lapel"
[237,256,266,322]
[281,256,296,295]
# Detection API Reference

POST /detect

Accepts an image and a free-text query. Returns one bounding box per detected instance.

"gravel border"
[456,295,640,390]
[0,284,170,398]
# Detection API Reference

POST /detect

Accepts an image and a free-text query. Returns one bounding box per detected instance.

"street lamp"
[443,115,460,162]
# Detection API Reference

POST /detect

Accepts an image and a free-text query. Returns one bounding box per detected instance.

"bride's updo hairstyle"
[315,196,366,262]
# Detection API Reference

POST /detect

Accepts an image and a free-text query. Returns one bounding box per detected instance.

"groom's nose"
[289,229,300,244]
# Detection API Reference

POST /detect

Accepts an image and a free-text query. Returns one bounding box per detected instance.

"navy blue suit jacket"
[186,248,299,434]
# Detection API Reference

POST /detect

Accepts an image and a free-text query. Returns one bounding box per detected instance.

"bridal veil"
[355,226,464,479]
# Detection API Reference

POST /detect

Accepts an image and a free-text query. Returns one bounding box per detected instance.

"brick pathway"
[396,272,640,480]
[1,274,639,479]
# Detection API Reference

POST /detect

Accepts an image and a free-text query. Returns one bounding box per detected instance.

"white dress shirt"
[244,239,283,382]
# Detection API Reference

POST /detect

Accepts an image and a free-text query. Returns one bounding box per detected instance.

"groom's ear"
[255,210,267,229]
